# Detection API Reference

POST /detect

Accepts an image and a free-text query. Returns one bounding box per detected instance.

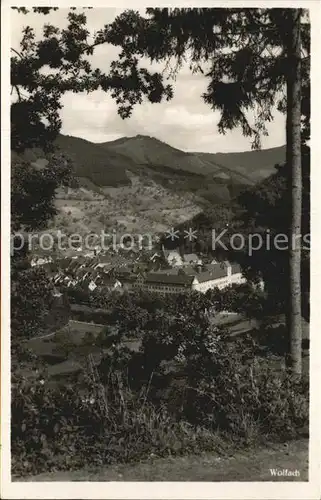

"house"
[58,257,73,271]
[95,254,111,269]
[30,255,53,267]
[183,253,202,266]
[82,270,101,291]
[118,269,142,291]
[162,248,183,267]
[88,280,97,292]
[150,252,162,262]
[101,276,122,291]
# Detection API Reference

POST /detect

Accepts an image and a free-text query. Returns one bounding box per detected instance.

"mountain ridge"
[13,133,286,239]
[15,133,286,205]
[76,133,285,188]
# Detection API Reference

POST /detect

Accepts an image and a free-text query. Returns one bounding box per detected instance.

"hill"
[47,134,285,205]
[14,134,286,198]
[54,135,131,187]
[12,134,286,238]
[198,145,286,183]
[100,134,285,186]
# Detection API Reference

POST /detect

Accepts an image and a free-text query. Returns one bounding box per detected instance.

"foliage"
[11,153,73,231]
[10,8,172,153]
[12,284,309,475]
[225,145,310,321]
[11,371,224,477]
[12,311,309,477]
[206,283,266,319]
[11,266,54,339]
[97,294,308,441]
[103,8,309,146]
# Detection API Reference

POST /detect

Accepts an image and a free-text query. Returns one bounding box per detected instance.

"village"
[30,243,247,298]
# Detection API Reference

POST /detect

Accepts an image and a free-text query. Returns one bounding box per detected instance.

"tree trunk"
[285,9,302,376]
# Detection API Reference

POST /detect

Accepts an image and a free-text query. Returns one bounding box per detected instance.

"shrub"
[131,316,309,444]
[172,333,309,443]
[11,370,225,477]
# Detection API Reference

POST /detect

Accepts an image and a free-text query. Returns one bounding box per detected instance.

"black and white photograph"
[1,1,321,498]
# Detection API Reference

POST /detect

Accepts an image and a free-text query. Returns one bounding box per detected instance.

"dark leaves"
[11,154,73,231]
[11,7,310,151]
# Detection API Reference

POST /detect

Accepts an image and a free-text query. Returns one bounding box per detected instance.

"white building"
[183,253,202,266]
[31,255,53,267]
[162,248,183,267]
[129,261,246,295]
[192,262,245,293]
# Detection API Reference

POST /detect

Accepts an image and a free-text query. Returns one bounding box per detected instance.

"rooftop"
[145,272,195,286]
[183,253,200,263]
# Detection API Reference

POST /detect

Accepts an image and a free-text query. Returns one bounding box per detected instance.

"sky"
[10,7,286,154]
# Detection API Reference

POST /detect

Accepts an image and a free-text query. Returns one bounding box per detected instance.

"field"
[52,174,203,237]
[24,319,141,381]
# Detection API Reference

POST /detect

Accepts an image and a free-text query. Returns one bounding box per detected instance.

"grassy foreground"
[20,439,308,482]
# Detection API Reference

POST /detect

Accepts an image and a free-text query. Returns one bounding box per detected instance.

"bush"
[180,357,309,443]
[11,370,225,477]
[100,308,309,444]
[137,317,309,441]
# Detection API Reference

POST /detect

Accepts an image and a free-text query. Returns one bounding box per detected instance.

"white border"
[2,0,321,498]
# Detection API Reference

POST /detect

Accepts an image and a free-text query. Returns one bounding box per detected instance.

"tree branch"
[11,47,23,59]
[13,85,22,102]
